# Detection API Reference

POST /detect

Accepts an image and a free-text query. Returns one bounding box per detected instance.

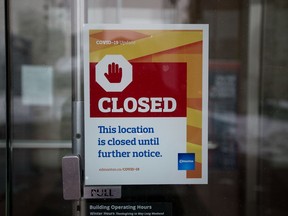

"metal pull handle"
[62,155,81,200]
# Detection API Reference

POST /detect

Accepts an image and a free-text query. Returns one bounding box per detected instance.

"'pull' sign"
[83,186,121,199]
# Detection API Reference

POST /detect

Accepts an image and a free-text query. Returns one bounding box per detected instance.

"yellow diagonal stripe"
[187,142,202,163]
[90,31,203,62]
[152,54,194,62]
[187,108,202,128]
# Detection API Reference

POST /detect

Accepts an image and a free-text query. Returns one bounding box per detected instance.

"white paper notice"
[21,65,53,106]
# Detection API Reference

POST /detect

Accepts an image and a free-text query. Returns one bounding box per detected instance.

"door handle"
[62,155,81,200]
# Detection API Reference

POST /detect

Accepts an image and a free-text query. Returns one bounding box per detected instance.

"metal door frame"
[4,0,12,215]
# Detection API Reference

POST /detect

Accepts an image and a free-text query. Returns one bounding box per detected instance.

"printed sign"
[87,202,172,216]
[84,25,208,185]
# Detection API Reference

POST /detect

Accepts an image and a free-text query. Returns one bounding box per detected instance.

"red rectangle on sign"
[90,62,186,118]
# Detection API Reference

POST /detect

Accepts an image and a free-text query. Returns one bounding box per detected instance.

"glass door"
[1,0,288,216]
[2,0,73,215]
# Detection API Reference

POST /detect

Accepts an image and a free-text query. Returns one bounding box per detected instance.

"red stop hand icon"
[104,62,122,83]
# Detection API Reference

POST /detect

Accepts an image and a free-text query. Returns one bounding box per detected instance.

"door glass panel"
[85,1,288,216]
[9,0,72,215]
[86,1,244,216]
[260,0,288,215]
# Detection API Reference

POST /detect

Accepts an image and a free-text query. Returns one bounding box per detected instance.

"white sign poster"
[84,24,208,185]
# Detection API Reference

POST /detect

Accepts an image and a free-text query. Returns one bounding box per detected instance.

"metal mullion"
[4,0,13,215]
[245,0,264,215]
[71,0,86,215]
